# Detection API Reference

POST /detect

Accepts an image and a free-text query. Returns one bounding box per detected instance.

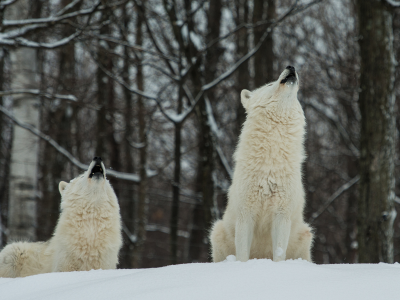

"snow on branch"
[386,0,400,7]
[90,0,323,127]
[182,87,233,179]
[204,97,233,179]
[87,33,179,63]
[0,89,78,102]
[56,0,82,16]
[309,175,360,223]
[0,24,47,42]
[3,2,101,27]
[0,1,103,48]
[191,0,324,95]
[199,0,305,94]
[146,224,190,238]
[127,138,146,149]
[90,50,198,125]
[0,105,157,183]
[0,0,17,9]
[11,32,81,49]
[122,222,190,245]
[121,221,137,244]
[162,95,202,124]
[183,88,232,180]
[202,0,323,55]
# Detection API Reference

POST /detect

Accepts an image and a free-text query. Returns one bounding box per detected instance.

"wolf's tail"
[0,241,47,278]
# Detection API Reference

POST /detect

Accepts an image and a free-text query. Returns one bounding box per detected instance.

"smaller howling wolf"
[0,157,122,277]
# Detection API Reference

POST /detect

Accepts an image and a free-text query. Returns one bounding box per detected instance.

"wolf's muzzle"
[280,66,297,84]
[89,156,104,179]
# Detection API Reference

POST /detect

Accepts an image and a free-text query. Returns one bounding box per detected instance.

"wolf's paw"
[224,255,237,262]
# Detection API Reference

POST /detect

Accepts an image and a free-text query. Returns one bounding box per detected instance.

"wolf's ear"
[241,89,252,110]
[59,181,68,194]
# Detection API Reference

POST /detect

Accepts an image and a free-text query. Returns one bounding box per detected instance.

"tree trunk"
[0,47,8,247]
[96,26,110,159]
[234,0,250,137]
[95,6,120,187]
[342,92,359,263]
[7,0,40,242]
[38,0,75,241]
[119,3,136,269]
[132,12,148,268]
[345,156,358,263]
[188,0,223,263]
[253,0,275,87]
[170,82,183,265]
[356,0,396,263]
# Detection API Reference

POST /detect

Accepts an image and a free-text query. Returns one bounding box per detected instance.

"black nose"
[286,66,295,72]
[93,156,102,163]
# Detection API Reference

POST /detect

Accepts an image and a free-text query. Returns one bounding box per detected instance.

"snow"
[1,258,400,300]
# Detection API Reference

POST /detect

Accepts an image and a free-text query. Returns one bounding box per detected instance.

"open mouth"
[280,72,297,84]
[89,164,104,179]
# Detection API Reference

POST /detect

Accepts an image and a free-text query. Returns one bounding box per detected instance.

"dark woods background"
[0,0,399,268]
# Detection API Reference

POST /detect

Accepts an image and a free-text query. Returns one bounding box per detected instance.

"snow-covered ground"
[1,256,399,300]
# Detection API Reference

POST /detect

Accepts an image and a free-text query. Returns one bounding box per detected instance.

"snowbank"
[1,257,399,300]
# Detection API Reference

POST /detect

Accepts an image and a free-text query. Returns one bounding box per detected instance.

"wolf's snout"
[93,156,102,163]
[286,65,295,73]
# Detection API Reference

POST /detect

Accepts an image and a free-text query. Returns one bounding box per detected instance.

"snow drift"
[1,257,399,300]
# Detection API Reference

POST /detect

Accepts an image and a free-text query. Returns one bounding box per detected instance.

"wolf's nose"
[286,66,295,72]
[93,156,102,163]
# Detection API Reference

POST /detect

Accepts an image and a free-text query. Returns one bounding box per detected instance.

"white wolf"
[210,66,313,262]
[0,157,122,277]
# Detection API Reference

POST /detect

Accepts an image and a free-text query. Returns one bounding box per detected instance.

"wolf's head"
[58,157,110,201]
[241,66,300,116]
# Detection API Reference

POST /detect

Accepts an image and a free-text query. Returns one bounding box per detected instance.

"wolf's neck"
[235,115,305,171]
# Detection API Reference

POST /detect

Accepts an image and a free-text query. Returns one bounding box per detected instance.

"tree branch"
[0,0,17,9]
[385,0,400,7]
[85,32,179,63]
[11,31,81,49]
[122,222,190,245]
[0,105,157,182]
[309,175,360,223]
[3,1,101,27]
[204,97,233,179]
[0,89,77,102]
[56,0,82,16]
[307,98,359,157]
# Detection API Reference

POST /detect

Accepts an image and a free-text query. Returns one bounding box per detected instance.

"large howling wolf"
[210,66,313,263]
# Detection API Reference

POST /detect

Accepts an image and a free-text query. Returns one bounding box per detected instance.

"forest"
[0,0,399,269]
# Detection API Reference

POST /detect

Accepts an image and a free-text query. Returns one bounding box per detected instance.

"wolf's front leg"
[235,212,254,262]
[272,214,291,262]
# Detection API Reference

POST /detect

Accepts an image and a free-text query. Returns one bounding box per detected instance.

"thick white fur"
[210,68,313,262]
[0,161,122,277]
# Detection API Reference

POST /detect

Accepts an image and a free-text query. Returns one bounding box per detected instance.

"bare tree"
[1,0,375,268]
[131,10,148,268]
[6,0,41,242]
[356,0,397,263]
